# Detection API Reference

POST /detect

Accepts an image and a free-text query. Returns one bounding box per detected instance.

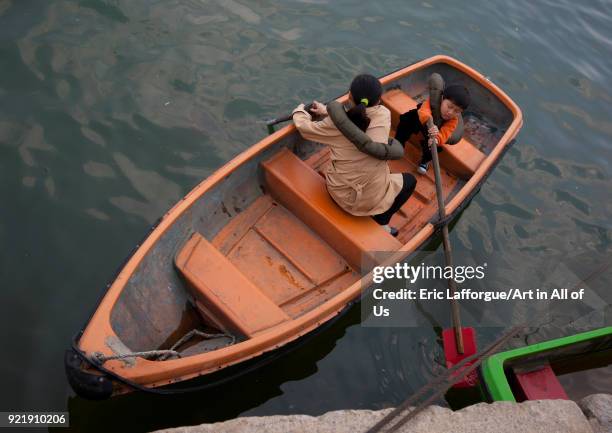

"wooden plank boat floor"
[212,195,359,319]
[305,145,460,243]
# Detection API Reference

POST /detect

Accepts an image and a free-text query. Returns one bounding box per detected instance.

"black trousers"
[372,173,417,225]
[395,108,444,165]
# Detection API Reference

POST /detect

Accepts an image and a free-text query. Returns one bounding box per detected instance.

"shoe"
[417,162,429,175]
[382,225,399,237]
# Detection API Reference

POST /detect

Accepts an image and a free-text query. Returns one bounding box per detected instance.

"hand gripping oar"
[264,103,314,134]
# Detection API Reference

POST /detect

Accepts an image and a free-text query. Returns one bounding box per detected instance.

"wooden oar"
[426,118,465,354]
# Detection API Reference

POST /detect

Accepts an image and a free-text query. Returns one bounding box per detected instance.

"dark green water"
[0,0,610,431]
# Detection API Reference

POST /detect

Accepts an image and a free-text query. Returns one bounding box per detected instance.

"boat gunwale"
[76,55,524,389]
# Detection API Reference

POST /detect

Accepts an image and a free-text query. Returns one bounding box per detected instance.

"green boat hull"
[479,327,612,402]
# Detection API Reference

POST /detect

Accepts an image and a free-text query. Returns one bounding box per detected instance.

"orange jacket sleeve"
[417,99,458,145]
[417,99,433,124]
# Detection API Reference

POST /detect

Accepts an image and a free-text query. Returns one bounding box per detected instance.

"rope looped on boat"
[92,329,237,364]
[92,350,181,363]
[159,329,236,361]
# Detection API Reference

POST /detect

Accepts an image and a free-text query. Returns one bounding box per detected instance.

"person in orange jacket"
[394,85,470,174]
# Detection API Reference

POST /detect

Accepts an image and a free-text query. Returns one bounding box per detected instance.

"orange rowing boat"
[65,55,522,399]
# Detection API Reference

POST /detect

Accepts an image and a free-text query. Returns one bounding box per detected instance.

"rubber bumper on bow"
[64,349,113,400]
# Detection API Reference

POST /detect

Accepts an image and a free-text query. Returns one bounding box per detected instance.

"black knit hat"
[443,85,470,110]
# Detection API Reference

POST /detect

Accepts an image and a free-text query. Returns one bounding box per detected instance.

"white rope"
[93,329,236,364]
[93,350,180,363]
[159,329,236,360]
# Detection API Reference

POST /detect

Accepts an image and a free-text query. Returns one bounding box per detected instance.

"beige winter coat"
[292,103,404,216]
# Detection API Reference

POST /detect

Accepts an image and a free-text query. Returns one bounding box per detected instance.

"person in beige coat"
[292,74,416,236]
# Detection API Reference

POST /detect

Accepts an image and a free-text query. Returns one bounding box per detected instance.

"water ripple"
[2,0,612,426]
[213,0,261,24]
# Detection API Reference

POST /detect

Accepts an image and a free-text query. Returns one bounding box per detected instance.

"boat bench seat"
[175,233,289,338]
[382,89,486,179]
[513,363,569,400]
[262,148,402,270]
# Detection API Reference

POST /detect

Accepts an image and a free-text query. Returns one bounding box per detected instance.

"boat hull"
[67,55,523,398]
[480,327,612,402]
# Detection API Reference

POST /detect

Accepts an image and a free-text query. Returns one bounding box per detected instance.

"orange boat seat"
[382,89,486,179]
[262,148,402,270]
[175,233,289,338]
